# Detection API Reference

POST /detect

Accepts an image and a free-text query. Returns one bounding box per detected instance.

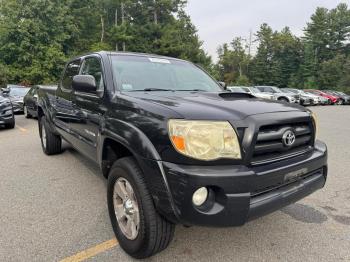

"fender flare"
[98,120,180,222]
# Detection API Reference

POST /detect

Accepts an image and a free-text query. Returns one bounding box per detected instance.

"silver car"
[281,88,319,106]
[227,86,276,100]
[255,86,299,103]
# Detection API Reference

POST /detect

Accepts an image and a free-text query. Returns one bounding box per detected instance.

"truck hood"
[126,91,307,120]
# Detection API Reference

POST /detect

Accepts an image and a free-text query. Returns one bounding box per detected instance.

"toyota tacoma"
[37,51,328,258]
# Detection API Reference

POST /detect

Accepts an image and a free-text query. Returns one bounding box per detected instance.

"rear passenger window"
[62,60,81,90]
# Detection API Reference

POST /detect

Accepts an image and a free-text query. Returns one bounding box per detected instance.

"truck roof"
[71,51,187,63]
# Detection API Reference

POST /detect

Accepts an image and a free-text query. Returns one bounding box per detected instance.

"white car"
[227,86,276,100]
[255,86,300,103]
[282,88,320,106]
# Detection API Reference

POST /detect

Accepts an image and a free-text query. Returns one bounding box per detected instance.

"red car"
[305,89,339,105]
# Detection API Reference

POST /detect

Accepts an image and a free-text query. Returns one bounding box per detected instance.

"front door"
[70,55,106,162]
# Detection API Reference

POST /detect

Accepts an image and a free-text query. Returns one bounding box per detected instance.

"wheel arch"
[278,96,290,102]
[99,128,179,223]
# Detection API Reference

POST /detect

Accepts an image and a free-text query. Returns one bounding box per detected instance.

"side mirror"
[219,81,227,90]
[72,75,97,93]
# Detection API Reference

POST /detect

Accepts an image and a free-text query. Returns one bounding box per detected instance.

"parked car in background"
[0,96,15,129]
[227,86,276,100]
[324,90,350,105]
[281,88,316,106]
[23,86,39,118]
[1,85,30,113]
[255,86,299,103]
[24,85,58,118]
[305,90,338,105]
[304,91,330,105]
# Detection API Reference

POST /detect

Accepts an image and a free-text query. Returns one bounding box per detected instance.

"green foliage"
[217,37,251,84]
[0,1,349,88]
[0,0,212,85]
[0,63,9,88]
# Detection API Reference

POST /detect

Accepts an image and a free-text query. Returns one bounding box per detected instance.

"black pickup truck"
[37,51,328,258]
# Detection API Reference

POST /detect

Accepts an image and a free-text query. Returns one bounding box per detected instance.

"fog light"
[192,187,208,206]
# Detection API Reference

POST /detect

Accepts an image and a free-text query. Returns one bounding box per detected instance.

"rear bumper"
[162,141,327,227]
[12,102,24,112]
[0,117,14,125]
[0,109,14,125]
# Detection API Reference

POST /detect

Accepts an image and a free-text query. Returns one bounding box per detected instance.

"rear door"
[26,87,39,115]
[70,55,106,161]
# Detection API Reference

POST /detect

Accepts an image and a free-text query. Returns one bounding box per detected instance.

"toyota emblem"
[282,130,296,147]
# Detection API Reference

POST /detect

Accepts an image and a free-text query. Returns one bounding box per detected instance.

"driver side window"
[80,57,105,92]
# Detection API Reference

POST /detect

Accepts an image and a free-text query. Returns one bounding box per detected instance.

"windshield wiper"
[175,89,208,92]
[135,88,174,92]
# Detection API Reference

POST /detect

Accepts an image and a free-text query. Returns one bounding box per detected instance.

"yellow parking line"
[16,125,27,132]
[59,238,118,262]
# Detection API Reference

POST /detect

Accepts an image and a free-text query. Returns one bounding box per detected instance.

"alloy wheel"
[113,177,140,240]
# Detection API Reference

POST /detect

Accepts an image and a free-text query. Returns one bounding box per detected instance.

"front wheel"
[39,116,62,155]
[278,98,289,103]
[5,119,15,129]
[107,157,175,259]
[24,105,31,118]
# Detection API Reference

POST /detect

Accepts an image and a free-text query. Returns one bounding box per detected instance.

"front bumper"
[162,141,327,227]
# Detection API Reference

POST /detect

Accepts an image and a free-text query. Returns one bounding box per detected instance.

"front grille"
[251,121,314,165]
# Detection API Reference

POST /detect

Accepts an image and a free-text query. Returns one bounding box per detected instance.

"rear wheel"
[107,157,175,259]
[39,116,62,155]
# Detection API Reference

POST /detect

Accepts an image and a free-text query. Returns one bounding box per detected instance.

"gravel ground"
[0,106,349,262]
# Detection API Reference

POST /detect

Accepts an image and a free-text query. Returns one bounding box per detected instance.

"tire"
[338,99,344,105]
[39,116,62,155]
[24,105,31,118]
[278,97,289,103]
[5,119,15,129]
[107,157,175,259]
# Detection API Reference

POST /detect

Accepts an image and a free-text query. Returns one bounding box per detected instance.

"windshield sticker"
[149,58,171,64]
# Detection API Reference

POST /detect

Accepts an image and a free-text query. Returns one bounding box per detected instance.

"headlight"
[311,111,318,139]
[168,120,241,160]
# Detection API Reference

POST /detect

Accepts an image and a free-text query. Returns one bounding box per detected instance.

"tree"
[216,38,251,84]
[250,24,274,85]
[0,64,9,88]
[0,0,76,84]
[303,4,350,87]
[318,54,345,88]
[0,0,213,85]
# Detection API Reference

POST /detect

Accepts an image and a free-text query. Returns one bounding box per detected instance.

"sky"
[185,0,348,61]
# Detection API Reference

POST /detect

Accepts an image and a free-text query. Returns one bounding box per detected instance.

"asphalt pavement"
[0,106,349,262]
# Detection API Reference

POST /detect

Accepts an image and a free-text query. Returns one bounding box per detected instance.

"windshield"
[271,86,282,93]
[110,55,222,92]
[9,88,29,96]
[285,89,298,94]
[251,87,262,93]
[229,87,246,93]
